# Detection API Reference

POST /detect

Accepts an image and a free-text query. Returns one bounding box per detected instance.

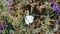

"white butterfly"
[25,15,34,25]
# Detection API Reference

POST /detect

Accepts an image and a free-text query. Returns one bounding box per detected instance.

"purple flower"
[0,29,2,33]
[0,20,6,33]
[1,20,6,27]
[0,25,3,33]
[6,0,12,6]
[49,1,60,16]
[6,0,12,11]
[49,1,59,11]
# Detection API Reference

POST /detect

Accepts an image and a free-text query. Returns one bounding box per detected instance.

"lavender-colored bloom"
[49,1,59,11]
[0,25,3,33]
[0,20,6,33]
[1,20,6,27]
[49,1,60,16]
[6,0,12,11]
[0,29,2,33]
[6,0,12,6]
